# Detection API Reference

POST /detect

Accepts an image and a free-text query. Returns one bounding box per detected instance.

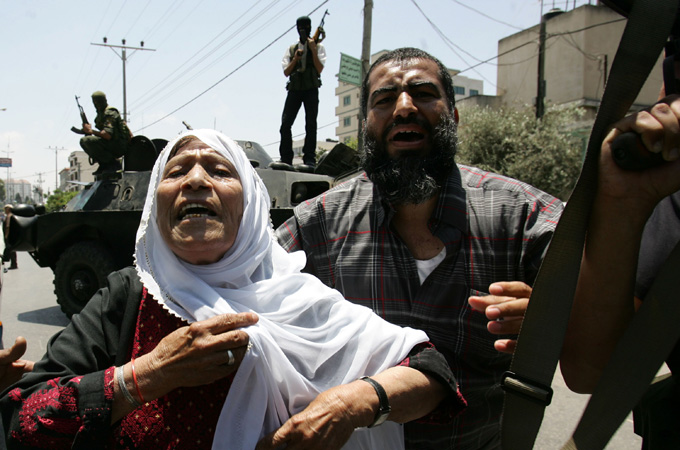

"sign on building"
[338,53,362,86]
[0,158,12,168]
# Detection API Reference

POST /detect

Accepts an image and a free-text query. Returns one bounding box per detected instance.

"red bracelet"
[130,358,146,404]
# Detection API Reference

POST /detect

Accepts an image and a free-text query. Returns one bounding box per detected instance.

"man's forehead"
[369,58,441,88]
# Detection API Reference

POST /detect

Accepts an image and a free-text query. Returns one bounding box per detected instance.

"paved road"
[1,251,642,448]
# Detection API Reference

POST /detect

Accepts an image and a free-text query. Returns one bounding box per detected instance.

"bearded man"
[276,48,564,449]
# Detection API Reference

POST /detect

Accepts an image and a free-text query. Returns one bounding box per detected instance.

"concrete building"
[496,4,662,118]
[64,151,96,192]
[58,168,70,192]
[5,179,32,204]
[334,50,484,145]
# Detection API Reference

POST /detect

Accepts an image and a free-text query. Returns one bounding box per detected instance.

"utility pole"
[91,38,155,123]
[536,5,563,118]
[536,4,547,119]
[35,172,44,203]
[357,0,373,151]
[47,146,66,191]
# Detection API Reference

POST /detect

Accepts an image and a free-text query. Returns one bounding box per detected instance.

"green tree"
[0,179,5,202]
[46,189,78,212]
[456,104,586,200]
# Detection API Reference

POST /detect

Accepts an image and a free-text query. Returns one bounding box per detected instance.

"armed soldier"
[78,91,131,176]
[276,15,326,171]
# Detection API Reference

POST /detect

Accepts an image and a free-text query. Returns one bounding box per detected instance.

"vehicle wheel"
[54,241,117,317]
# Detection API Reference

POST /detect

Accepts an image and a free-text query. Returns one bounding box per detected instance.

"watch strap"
[359,376,391,427]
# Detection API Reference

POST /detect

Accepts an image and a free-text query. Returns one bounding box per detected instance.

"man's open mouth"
[178,203,217,219]
[392,130,424,142]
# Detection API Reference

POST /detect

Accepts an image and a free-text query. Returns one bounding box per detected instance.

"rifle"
[70,95,89,135]
[610,0,680,170]
[312,9,329,44]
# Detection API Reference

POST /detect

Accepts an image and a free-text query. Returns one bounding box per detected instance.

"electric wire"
[132,0,282,111]
[449,0,525,31]
[134,0,329,133]
[411,0,497,88]
[137,0,304,110]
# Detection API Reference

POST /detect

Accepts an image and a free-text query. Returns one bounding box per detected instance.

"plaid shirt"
[275,165,563,450]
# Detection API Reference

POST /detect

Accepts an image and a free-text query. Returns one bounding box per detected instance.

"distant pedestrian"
[2,205,17,270]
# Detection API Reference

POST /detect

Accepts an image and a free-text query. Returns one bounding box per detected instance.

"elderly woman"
[1,130,464,449]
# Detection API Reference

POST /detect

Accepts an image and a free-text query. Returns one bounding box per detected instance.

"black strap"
[359,376,391,427]
[501,1,680,448]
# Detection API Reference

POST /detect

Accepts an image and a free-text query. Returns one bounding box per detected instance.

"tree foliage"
[456,104,586,200]
[46,189,78,212]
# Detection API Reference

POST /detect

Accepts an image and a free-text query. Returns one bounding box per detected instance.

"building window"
[343,95,351,106]
[470,89,479,96]
[344,136,353,144]
[343,116,351,127]
[454,86,465,95]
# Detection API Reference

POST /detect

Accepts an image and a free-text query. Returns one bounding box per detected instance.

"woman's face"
[156,139,244,265]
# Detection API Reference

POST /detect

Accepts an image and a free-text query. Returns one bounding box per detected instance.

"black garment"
[633,191,680,449]
[635,190,680,373]
[1,268,142,449]
[1,266,461,449]
[278,88,319,165]
[2,215,16,269]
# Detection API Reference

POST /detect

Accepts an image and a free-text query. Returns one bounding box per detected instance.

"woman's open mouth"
[178,203,217,219]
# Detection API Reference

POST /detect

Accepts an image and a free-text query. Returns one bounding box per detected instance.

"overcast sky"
[1,0,598,193]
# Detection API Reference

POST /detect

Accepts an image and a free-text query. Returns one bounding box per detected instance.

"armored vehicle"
[8,137,359,317]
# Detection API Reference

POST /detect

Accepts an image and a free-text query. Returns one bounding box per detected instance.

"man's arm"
[308,39,324,74]
[82,123,112,140]
[561,97,680,393]
[283,46,302,77]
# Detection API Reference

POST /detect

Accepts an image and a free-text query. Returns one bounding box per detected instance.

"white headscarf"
[134,129,428,450]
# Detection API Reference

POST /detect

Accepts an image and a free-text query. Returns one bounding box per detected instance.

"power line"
[411,0,497,88]
[263,120,337,147]
[132,0,274,110]
[134,0,330,133]
[449,0,525,31]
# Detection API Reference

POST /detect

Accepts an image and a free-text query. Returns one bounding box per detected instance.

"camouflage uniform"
[79,101,129,167]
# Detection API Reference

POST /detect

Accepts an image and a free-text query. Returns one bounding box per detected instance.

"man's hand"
[0,336,35,392]
[468,281,532,354]
[599,95,680,217]
[306,37,317,53]
[82,123,93,135]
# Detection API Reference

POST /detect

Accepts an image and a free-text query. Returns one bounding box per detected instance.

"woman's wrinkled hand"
[468,281,532,354]
[139,312,258,399]
[255,385,358,450]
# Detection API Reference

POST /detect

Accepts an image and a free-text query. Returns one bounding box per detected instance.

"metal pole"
[122,47,127,122]
[357,0,373,152]
[536,14,547,118]
[91,40,155,124]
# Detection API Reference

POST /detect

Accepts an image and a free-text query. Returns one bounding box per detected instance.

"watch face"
[373,409,391,427]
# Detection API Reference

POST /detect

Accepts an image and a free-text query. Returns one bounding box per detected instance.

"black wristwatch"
[359,376,391,428]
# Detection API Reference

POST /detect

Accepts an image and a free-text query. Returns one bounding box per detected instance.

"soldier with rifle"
[74,91,131,176]
[276,13,327,171]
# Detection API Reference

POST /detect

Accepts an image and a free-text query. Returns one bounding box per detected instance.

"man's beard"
[361,113,457,205]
